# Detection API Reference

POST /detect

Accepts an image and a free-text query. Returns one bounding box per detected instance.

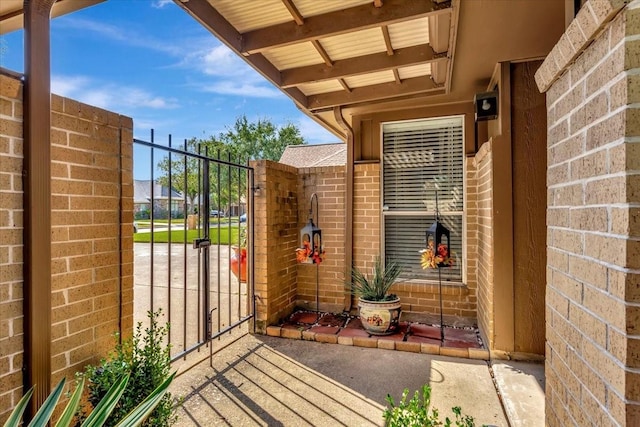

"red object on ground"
[230,247,247,282]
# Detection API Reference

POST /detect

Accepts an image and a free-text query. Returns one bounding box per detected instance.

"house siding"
[536,1,640,425]
[0,73,133,423]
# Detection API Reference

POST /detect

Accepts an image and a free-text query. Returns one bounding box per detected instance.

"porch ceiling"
[0,0,105,35]
[175,0,565,140]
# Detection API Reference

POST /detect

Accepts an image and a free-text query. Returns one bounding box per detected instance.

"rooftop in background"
[279,143,346,168]
[133,179,183,204]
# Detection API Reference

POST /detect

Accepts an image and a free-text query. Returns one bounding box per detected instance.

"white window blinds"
[382,117,464,281]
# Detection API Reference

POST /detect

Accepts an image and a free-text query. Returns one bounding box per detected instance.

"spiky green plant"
[350,256,402,301]
[3,372,174,427]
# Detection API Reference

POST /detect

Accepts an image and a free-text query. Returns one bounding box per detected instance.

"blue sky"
[0,0,339,178]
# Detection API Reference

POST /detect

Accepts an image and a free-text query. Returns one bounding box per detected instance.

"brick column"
[536,1,640,425]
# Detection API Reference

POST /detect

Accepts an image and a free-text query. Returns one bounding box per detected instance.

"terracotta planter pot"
[230,246,247,283]
[358,297,401,335]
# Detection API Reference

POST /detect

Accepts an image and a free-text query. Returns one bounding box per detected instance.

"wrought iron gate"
[133,132,254,362]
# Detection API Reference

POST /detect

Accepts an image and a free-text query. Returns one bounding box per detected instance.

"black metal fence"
[133,132,254,362]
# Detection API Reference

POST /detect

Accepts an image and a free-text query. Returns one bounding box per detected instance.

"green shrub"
[383,385,478,427]
[83,310,176,426]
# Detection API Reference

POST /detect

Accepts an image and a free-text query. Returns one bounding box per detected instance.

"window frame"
[380,115,467,284]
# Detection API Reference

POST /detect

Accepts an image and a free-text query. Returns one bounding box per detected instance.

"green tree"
[156,116,305,216]
[219,115,305,161]
[156,138,204,215]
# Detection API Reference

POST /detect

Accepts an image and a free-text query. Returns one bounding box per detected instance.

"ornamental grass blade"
[3,387,34,427]
[81,374,129,427]
[28,378,66,427]
[114,372,176,427]
[54,376,85,427]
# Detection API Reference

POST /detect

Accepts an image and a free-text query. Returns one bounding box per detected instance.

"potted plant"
[350,256,403,335]
[230,225,247,282]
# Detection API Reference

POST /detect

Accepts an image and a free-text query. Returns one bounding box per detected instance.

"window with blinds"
[382,116,464,282]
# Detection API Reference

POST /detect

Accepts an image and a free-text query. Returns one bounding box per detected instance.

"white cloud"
[51,75,179,111]
[295,115,342,144]
[151,0,174,8]
[202,81,281,99]
[180,44,283,99]
[200,45,245,77]
[57,16,281,100]
[56,17,183,56]
[50,76,91,98]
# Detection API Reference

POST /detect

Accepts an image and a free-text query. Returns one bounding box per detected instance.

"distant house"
[133,179,185,219]
[279,143,346,168]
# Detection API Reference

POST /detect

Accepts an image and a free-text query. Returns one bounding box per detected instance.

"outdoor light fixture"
[426,220,451,268]
[474,91,498,121]
[297,193,323,264]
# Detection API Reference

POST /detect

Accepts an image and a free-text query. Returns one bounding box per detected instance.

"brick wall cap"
[535,0,631,93]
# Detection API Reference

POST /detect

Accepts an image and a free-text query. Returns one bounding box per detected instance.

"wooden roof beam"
[241,0,452,54]
[307,76,443,111]
[381,25,394,55]
[281,0,304,26]
[281,44,444,87]
[312,40,333,67]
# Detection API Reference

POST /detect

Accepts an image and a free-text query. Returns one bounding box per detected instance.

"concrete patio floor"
[169,329,544,427]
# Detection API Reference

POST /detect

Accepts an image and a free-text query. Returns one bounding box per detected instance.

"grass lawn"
[134,226,239,244]
[135,218,228,229]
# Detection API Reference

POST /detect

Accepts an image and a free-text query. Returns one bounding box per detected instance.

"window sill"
[398,278,465,287]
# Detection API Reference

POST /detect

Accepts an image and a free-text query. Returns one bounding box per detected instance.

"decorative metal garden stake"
[297,193,323,316]
[426,190,450,342]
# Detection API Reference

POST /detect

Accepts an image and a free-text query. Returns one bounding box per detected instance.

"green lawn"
[135,218,228,229]
[133,226,240,244]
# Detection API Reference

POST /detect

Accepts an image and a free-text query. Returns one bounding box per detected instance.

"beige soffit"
[175,0,454,139]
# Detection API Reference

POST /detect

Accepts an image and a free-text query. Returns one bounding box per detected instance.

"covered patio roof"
[173,0,565,139]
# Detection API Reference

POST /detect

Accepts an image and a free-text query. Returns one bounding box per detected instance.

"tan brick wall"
[473,142,494,348]
[254,157,480,326]
[0,72,133,421]
[50,93,134,384]
[252,160,299,331]
[0,73,25,422]
[537,2,640,425]
[297,165,346,313]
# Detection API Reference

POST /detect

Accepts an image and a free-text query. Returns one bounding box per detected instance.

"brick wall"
[0,74,25,421]
[0,72,133,421]
[254,157,481,326]
[252,160,299,331]
[297,166,346,313]
[473,142,494,348]
[536,1,640,425]
[50,93,134,383]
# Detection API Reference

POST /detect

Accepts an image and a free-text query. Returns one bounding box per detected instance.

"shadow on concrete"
[171,333,509,426]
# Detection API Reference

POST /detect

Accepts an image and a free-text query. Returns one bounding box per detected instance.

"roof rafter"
[281,0,304,26]
[311,40,333,67]
[281,44,444,88]
[307,76,444,111]
[240,0,451,55]
[381,25,394,55]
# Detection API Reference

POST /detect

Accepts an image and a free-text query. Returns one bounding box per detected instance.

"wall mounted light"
[474,91,498,121]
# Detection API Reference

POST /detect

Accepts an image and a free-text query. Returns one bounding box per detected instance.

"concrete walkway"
[169,331,545,426]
